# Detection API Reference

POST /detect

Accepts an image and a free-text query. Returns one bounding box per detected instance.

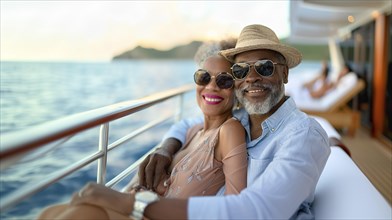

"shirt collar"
[233,107,249,128]
[233,97,297,134]
[263,97,296,133]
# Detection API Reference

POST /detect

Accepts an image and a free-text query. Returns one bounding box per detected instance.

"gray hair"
[194,38,237,68]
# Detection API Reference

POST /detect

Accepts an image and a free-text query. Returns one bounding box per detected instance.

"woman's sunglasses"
[194,69,234,89]
[231,59,285,80]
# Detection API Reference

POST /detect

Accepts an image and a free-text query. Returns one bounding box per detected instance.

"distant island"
[112,41,203,60]
[112,39,328,61]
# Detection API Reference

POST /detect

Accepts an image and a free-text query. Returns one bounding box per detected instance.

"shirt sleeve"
[162,116,204,144]
[188,126,331,219]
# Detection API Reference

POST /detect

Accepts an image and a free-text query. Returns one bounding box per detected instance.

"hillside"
[112,41,203,60]
[112,39,329,61]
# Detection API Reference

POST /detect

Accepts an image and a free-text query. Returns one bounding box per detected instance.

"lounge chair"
[287,72,365,136]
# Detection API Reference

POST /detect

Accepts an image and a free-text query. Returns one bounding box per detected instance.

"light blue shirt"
[163,97,331,219]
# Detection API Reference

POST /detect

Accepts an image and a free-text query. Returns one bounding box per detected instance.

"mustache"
[238,83,273,93]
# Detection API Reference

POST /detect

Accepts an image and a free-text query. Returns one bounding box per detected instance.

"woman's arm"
[309,81,333,99]
[69,182,189,220]
[303,73,324,90]
[217,119,247,194]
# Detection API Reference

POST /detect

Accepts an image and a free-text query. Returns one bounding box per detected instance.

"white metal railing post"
[0,84,195,212]
[175,94,184,122]
[97,123,109,184]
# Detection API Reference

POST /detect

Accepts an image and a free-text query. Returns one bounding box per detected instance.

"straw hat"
[220,24,302,68]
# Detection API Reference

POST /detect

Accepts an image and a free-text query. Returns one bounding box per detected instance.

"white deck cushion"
[311,116,341,139]
[313,147,392,219]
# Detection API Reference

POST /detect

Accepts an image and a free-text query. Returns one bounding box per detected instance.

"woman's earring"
[233,97,241,110]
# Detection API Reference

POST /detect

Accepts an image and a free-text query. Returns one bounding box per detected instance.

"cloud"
[1,1,289,61]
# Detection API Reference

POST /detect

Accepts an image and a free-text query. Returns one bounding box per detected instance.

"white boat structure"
[289,0,391,140]
[1,0,391,219]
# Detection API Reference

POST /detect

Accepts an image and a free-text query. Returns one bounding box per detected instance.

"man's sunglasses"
[194,69,234,89]
[231,59,285,80]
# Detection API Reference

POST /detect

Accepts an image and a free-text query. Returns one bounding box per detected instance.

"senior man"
[136,24,330,219]
[38,24,330,220]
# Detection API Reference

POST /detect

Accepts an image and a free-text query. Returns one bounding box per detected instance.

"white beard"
[235,83,285,115]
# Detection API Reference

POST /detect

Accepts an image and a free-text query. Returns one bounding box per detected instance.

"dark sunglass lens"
[194,70,210,86]
[255,60,274,76]
[216,73,234,89]
[232,63,249,79]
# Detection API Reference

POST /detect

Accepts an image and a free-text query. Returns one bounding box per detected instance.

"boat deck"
[341,127,392,205]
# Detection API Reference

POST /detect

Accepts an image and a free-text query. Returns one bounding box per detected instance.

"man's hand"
[71,182,134,216]
[138,138,182,191]
[138,148,172,190]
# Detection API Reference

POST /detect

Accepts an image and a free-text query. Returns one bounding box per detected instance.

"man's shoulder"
[280,110,328,139]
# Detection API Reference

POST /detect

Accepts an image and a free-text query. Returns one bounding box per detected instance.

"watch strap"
[131,200,147,220]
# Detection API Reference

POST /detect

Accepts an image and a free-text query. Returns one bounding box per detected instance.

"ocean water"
[0,60,200,219]
[0,60,319,219]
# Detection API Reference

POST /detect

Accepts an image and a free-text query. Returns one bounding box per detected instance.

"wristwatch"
[132,191,160,220]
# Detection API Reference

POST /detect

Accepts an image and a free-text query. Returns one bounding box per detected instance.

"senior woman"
[37,39,247,220]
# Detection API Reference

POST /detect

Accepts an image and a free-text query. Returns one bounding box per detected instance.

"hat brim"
[220,44,302,69]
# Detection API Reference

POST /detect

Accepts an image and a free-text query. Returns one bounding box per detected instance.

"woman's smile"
[202,94,224,105]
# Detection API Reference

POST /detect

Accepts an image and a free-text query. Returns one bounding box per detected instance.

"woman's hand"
[70,182,135,216]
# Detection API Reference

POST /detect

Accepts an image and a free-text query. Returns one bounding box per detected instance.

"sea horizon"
[0,60,320,219]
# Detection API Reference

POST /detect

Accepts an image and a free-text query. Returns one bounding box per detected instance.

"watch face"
[133,191,159,219]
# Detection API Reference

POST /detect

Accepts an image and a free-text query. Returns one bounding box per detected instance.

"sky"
[1,1,290,62]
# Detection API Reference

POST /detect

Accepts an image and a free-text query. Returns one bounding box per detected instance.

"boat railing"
[0,84,196,212]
